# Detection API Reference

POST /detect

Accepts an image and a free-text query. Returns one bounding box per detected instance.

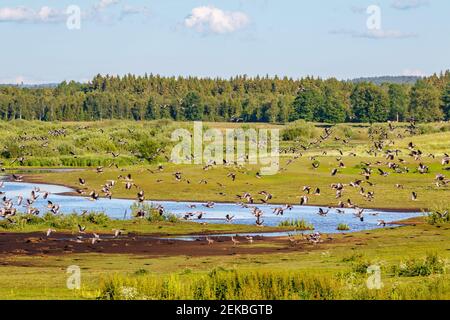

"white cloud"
[391,0,430,10]
[184,6,249,34]
[120,5,151,19]
[0,75,45,85]
[0,6,65,23]
[350,6,367,14]
[94,0,120,11]
[402,69,426,77]
[356,29,417,39]
[0,2,148,25]
[330,28,417,39]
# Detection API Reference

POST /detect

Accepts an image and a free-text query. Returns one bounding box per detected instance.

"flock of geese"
[1,120,449,247]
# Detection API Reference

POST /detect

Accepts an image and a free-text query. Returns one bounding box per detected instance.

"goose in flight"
[377,220,387,227]
[436,211,448,219]
[89,191,99,201]
[231,236,240,246]
[255,218,264,227]
[258,191,273,201]
[12,174,23,182]
[113,229,123,238]
[272,207,284,216]
[203,201,215,208]
[77,224,86,233]
[137,190,145,202]
[442,157,450,166]
[302,186,311,194]
[91,233,100,244]
[353,208,365,221]
[47,201,60,214]
[173,172,182,181]
[317,208,329,216]
[300,195,308,205]
[225,214,235,223]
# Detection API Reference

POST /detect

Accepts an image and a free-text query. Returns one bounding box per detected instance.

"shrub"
[391,253,446,277]
[427,209,450,225]
[281,120,317,141]
[83,212,110,225]
[131,203,178,223]
[352,260,373,274]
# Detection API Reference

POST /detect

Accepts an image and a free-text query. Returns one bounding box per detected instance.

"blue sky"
[0,0,449,84]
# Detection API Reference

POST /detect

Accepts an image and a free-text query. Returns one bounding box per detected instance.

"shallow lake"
[0,181,424,234]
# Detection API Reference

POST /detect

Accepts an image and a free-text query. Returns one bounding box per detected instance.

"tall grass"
[281,120,318,141]
[130,202,178,223]
[391,253,447,277]
[97,268,450,300]
[0,120,180,167]
[278,219,314,230]
[98,269,339,300]
[337,223,350,231]
[427,208,450,225]
[0,212,111,230]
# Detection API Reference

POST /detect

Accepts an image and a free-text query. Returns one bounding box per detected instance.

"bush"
[427,209,450,225]
[131,203,178,223]
[84,212,110,225]
[281,120,318,141]
[352,260,373,274]
[391,253,446,277]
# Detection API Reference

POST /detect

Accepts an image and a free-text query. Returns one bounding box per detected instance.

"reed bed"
[97,268,450,300]
[278,219,314,230]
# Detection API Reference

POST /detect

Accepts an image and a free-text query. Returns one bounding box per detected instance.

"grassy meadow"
[0,218,449,300]
[0,120,449,300]
[17,120,450,210]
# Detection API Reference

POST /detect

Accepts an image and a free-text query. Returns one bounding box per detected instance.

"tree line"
[0,71,449,123]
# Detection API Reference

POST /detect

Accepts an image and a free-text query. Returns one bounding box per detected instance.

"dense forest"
[0,71,449,123]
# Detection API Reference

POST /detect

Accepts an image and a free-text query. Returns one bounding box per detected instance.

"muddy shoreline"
[0,231,344,258]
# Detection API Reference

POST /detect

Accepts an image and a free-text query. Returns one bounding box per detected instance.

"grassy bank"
[0,211,290,235]
[0,218,449,299]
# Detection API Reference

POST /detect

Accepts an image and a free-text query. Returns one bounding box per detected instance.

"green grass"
[1,120,449,300]
[0,211,291,235]
[0,218,449,299]
[278,219,314,230]
[29,151,450,210]
[98,267,450,300]
[337,223,350,231]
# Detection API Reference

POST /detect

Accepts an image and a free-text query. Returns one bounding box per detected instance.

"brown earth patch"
[0,232,346,258]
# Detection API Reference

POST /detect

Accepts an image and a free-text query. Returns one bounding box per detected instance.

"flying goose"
[225,214,235,223]
[231,236,240,246]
